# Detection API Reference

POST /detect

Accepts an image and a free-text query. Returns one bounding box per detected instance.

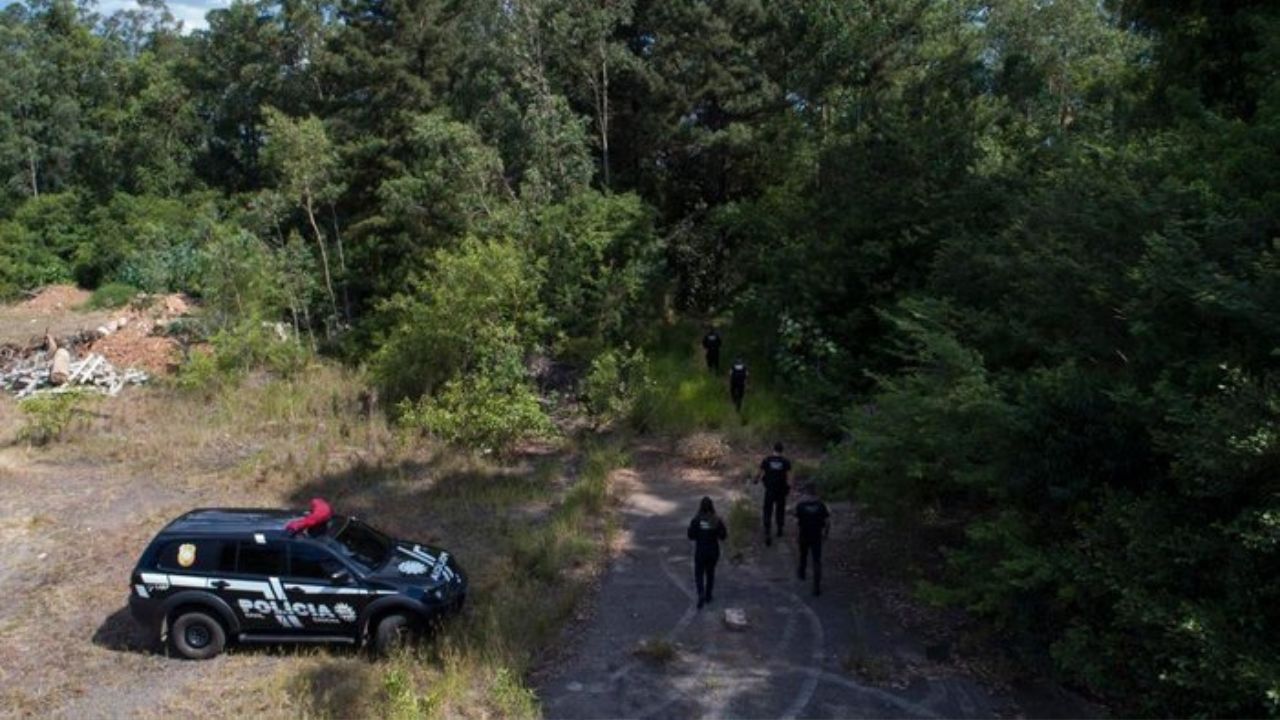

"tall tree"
[262,107,344,324]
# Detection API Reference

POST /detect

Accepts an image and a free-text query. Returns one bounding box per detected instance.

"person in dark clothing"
[702,328,722,372]
[794,483,830,596]
[755,443,791,546]
[729,359,747,413]
[687,496,727,609]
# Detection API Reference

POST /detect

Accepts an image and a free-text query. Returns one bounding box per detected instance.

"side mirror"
[330,569,352,585]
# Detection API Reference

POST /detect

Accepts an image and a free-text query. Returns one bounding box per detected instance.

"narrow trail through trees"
[537,441,1062,719]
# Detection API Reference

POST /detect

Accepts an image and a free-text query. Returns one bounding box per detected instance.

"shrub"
[397,372,552,453]
[85,282,139,309]
[172,347,224,394]
[526,192,661,344]
[581,346,650,424]
[371,238,543,404]
[211,321,309,378]
[18,391,97,445]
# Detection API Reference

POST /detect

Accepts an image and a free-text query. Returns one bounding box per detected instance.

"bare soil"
[0,291,113,348]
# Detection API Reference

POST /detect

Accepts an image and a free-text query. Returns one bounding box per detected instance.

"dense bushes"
[823,122,1280,714]
[0,192,220,298]
[370,192,663,450]
[371,238,550,450]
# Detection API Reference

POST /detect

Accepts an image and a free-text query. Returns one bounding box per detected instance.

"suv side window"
[236,541,286,576]
[156,539,235,573]
[288,543,347,580]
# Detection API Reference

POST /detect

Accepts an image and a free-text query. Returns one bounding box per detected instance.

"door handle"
[210,580,229,589]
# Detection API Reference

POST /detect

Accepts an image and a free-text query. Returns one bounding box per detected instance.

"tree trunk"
[27,148,38,198]
[329,202,351,323]
[304,189,340,325]
[599,36,611,189]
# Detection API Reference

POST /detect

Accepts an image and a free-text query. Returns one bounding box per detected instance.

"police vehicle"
[128,498,466,659]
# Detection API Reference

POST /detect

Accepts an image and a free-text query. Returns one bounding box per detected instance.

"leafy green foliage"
[371,238,543,404]
[527,191,661,344]
[85,282,138,310]
[398,371,552,453]
[18,390,96,445]
[581,345,650,424]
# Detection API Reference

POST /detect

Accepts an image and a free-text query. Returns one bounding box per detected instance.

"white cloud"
[96,0,232,33]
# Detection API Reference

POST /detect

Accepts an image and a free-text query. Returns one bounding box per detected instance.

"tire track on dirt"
[538,443,1034,719]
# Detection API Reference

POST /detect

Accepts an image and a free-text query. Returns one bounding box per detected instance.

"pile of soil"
[85,294,194,374]
[19,285,91,312]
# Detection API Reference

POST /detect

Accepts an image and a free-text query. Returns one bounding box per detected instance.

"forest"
[1,0,1277,715]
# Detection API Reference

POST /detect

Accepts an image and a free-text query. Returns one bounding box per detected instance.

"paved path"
[537,445,1054,720]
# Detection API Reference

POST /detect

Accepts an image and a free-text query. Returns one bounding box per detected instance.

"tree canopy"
[1,0,1277,713]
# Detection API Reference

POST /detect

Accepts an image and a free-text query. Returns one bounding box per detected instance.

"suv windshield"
[327,516,392,572]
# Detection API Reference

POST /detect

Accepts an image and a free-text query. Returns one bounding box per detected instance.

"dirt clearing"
[0,355,616,718]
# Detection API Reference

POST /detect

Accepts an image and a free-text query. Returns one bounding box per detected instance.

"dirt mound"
[19,285,90,312]
[84,294,195,374]
[0,288,197,380]
[89,325,179,374]
[160,293,191,316]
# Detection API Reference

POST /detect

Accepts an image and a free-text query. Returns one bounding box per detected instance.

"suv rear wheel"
[170,610,226,660]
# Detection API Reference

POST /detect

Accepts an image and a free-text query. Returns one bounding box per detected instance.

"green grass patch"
[633,321,791,442]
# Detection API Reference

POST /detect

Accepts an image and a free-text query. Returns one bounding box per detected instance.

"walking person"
[795,482,830,596]
[702,327,722,373]
[687,496,727,609]
[755,443,791,546]
[729,359,748,413]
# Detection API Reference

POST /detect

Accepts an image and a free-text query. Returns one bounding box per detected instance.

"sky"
[99,0,231,32]
[0,0,232,32]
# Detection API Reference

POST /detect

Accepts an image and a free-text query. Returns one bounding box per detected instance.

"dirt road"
[538,443,1098,719]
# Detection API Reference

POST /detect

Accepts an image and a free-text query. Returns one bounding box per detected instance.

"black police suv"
[128,500,466,659]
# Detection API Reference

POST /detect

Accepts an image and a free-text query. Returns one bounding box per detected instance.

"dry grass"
[0,361,627,718]
[676,431,730,468]
[633,638,678,665]
[0,296,114,348]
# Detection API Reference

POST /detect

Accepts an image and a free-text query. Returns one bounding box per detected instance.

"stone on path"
[723,607,750,631]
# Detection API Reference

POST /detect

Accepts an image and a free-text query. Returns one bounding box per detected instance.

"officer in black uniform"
[702,328,722,372]
[755,443,791,546]
[794,482,830,596]
[687,496,727,609]
[729,359,747,413]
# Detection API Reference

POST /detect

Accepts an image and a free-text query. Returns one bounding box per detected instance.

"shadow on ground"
[92,606,159,655]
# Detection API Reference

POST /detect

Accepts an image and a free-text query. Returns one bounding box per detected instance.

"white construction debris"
[1,350,149,398]
[723,608,750,631]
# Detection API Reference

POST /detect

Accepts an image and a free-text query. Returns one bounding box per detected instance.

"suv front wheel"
[170,610,226,660]
[373,613,414,656]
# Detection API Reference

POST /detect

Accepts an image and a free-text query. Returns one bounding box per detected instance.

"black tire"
[169,610,226,660]
[373,613,413,656]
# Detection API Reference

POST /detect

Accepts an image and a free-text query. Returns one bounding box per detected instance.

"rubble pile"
[1,350,149,398]
[0,286,198,398]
